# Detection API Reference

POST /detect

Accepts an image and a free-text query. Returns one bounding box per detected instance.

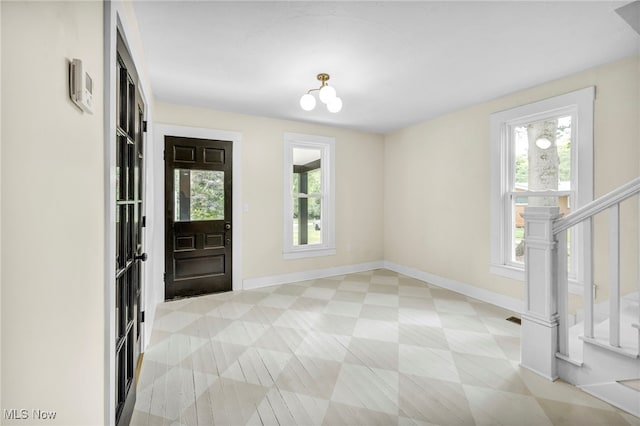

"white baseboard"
[241,260,524,314]
[242,261,385,290]
[579,382,640,418]
[383,261,524,314]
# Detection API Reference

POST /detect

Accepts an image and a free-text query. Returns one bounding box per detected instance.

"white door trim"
[154,123,243,293]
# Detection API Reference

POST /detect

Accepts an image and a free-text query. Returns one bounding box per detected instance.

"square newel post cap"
[521,206,562,221]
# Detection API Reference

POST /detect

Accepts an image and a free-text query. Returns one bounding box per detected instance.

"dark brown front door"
[165,136,233,299]
[115,32,145,426]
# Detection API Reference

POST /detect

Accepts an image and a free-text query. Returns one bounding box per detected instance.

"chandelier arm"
[301,73,341,112]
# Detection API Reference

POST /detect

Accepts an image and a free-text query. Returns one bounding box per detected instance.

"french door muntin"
[115,34,145,426]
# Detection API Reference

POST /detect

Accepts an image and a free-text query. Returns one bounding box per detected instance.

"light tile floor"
[131,269,640,425]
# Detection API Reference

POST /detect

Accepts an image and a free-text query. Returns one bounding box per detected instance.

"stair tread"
[580,335,639,358]
[618,379,640,392]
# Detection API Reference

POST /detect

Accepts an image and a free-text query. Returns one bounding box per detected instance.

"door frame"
[105,3,153,425]
[155,124,243,293]
[164,136,234,299]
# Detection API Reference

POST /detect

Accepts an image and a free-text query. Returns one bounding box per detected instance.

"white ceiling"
[132,1,640,134]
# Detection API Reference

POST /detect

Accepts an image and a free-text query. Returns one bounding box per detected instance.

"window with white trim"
[283,132,336,259]
[490,87,594,291]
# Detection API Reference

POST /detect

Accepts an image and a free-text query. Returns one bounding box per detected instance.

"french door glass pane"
[174,169,224,221]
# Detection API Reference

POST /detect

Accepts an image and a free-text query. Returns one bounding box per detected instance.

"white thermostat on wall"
[70,58,94,114]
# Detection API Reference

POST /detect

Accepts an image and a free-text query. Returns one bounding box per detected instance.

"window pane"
[292,147,322,194]
[307,168,321,194]
[512,196,527,263]
[293,197,322,246]
[513,116,571,205]
[174,169,224,221]
[293,173,300,195]
[293,147,321,168]
[511,195,572,264]
[291,146,322,246]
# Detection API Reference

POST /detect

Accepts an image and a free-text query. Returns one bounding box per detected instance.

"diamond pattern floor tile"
[331,363,399,415]
[132,269,639,425]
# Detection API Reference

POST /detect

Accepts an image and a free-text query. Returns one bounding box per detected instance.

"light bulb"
[327,96,342,113]
[300,93,316,111]
[535,138,552,149]
[318,85,336,104]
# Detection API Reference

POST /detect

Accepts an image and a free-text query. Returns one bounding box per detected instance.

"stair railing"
[521,176,640,379]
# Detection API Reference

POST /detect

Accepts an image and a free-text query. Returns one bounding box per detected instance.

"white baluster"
[557,230,569,356]
[609,204,620,347]
[584,217,594,339]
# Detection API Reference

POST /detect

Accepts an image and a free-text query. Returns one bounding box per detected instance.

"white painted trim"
[154,123,243,294]
[243,261,384,290]
[579,382,640,418]
[384,261,525,313]
[554,177,640,233]
[243,260,527,315]
[104,6,117,424]
[113,16,155,353]
[519,363,559,381]
[489,265,584,295]
[283,248,337,260]
[489,87,595,291]
[103,2,155,424]
[283,132,336,259]
[490,263,525,281]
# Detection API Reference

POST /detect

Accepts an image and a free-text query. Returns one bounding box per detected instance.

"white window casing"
[283,132,336,259]
[490,87,594,293]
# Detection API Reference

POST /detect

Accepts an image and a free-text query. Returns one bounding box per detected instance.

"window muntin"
[489,87,594,290]
[284,133,335,259]
[507,115,574,266]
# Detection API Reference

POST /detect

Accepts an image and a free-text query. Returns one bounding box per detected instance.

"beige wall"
[154,102,385,281]
[0,1,636,419]
[384,56,640,303]
[1,1,105,424]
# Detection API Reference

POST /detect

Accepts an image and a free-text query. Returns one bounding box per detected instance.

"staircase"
[521,177,640,418]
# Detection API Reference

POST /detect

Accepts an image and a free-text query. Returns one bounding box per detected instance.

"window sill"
[490,263,585,295]
[490,263,525,281]
[283,247,336,260]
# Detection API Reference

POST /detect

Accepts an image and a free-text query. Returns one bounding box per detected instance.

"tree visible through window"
[512,116,572,262]
[490,87,594,285]
[174,169,224,221]
[292,148,323,246]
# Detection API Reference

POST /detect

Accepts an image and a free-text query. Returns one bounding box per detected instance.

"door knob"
[135,252,148,262]
[225,223,231,230]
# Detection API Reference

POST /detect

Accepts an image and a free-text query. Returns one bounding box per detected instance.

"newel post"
[521,206,562,380]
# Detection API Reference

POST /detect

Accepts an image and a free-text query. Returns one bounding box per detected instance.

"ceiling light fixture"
[300,73,342,113]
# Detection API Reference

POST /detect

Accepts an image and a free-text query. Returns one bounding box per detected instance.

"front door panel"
[165,136,232,299]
